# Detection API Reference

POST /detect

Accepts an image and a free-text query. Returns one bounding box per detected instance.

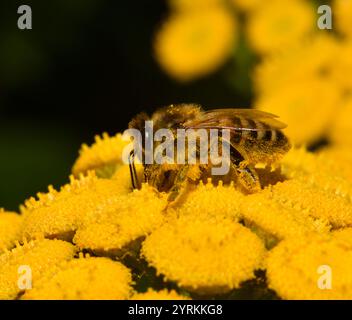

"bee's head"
[128,104,202,133]
[152,104,202,130]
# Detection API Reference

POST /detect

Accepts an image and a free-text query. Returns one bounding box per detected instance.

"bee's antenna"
[129,150,139,189]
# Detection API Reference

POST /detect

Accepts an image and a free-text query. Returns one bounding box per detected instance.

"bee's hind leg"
[236,162,261,193]
[228,145,261,193]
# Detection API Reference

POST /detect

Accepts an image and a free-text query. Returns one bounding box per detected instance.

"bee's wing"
[183,108,287,131]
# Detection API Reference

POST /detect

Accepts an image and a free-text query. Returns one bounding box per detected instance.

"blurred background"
[0,0,351,210]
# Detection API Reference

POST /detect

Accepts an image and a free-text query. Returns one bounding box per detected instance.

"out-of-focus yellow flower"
[334,0,352,38]
[142,217,265,295]
[23,256,132,300]
[240,191,330,244]
[168,0,224,12]
[254,35,339,95]
[0,210,23,253]
[331,41,352,93]
[329,97,352,146]
[267,179,352,228]
[131,288,190,300]
[256,78,341,145]
[252,32,352,148]
[72,133,128,178]
[74,184,167,256]
[172,180,243,220]
[332,228,352,249]
[246,0,315,55]
[230,0,263,12]
[154,7,237,82]
[281,147,352,200]
[0,239,76,300]
[21,172,127,241]
[267,233,352,299]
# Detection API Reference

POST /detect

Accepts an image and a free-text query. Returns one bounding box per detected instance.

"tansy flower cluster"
[23,255,132,300]
[154,3,237,82]
[1,0,352,300]
[266,233,352,299]
[154,0,316,82]
[1,128,352,300]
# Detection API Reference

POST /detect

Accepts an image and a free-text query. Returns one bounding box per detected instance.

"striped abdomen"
[230,116,290,163]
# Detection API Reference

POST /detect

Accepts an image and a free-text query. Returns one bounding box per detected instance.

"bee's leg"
[237,162,261,193]
[167,137,204,203]
[229,146,261,193]
[129,150,140,189]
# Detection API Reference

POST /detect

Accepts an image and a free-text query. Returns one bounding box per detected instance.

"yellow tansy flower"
[334,0,352,38]
[72,133,128,178]
[256,78,341,145]
[240,191,330,245]
[131,288,190,300]
[154,7,237,81]
[332,228,352,249]
[267,179,352,228]
[267,234,352,299]
[253,35,347,147]
[0,210,23,253]
[171,180,243,220]
[281,147,352,200]
[0,239,76,300]
[244,151,351,244]
[23,257,132,300]
[331,41,352,93]
[142,217,266,295]
[329,97,352,146]
[230,0,263,12]
[253,35,339,95]
[21,172,128,241]
[6,104,352,300]
[246,0,315,55]
[73,184,167,256]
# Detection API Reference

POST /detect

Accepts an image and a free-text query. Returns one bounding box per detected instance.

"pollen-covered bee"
[128,104,291,201]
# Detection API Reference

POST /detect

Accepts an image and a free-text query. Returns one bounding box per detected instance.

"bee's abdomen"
[231,116,243,143]
[231,117,288,149]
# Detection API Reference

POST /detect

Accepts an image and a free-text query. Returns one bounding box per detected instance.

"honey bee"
[128,104,291,201]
